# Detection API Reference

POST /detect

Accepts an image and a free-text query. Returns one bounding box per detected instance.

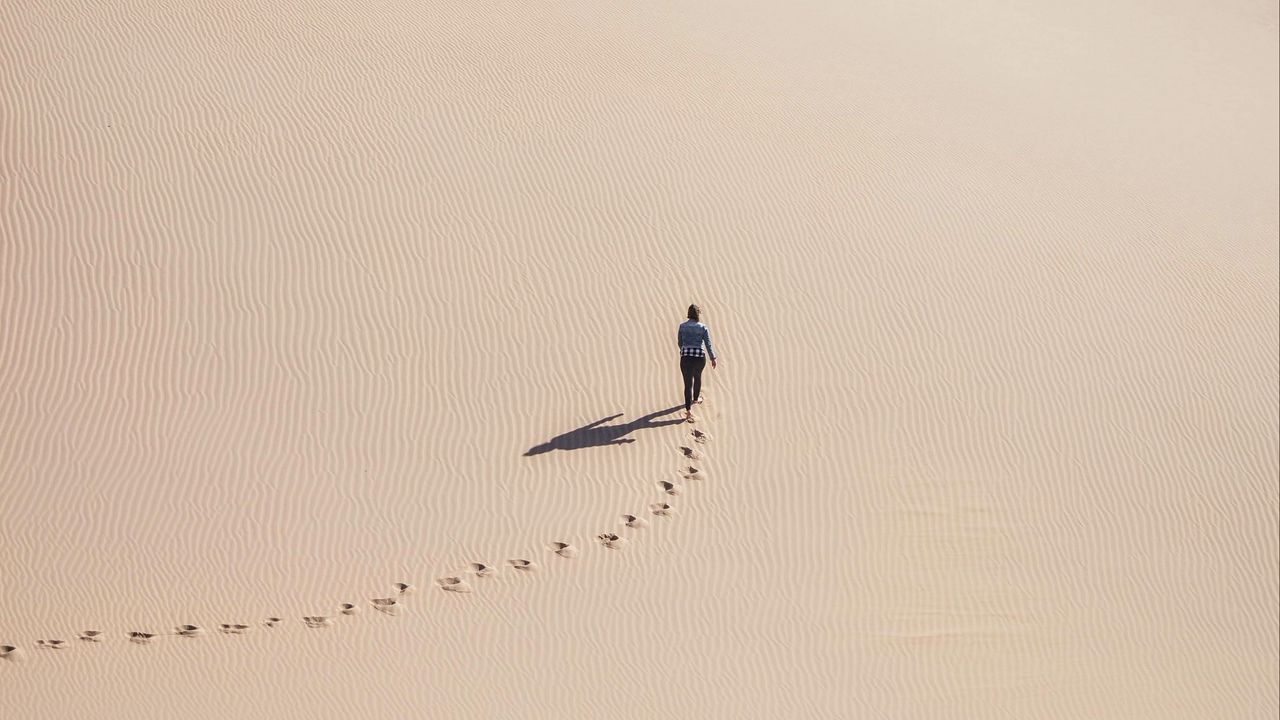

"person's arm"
[703,326,717,367]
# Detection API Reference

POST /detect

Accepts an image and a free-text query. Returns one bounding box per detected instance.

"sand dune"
[2,0,1277,718]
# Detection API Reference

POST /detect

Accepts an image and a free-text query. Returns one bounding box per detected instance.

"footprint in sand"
[394,582,415,596]
[469,563,495,578]
[340,603,360,616]
[1,645,21,662]
[36,639,66,650]
[659,481,680,496]
[549,541,578,558]
[370,598,399,616]
[303,615,334,628]
[176,625,204,638]
[597,533,626,550]
[680,466,705,481]
[128,632,156,645]
[508,558,537,571]
[679,446,703,460]
[650,502,673,517]
[264,617,283,629]
[79,630,103,643]
[218,624,250,635]
[691,429,709,444]
[622,514,649,529]
[437,576,473,593]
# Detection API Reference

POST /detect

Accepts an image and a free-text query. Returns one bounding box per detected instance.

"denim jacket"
[677,320,716,360]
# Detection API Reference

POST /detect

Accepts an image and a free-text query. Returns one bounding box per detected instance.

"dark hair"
[687,304,701,321]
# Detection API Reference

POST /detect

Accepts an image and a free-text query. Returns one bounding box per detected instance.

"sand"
[2,1,1277,718]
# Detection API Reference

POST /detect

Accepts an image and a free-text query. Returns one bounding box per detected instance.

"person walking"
[678,304,718,422]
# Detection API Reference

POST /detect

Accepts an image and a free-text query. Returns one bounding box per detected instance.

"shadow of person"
[524,406,684,456]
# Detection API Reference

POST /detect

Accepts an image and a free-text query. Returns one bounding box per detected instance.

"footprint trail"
[2,396,722,663]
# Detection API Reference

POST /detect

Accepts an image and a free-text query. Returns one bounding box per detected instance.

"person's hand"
[711,358,718,369]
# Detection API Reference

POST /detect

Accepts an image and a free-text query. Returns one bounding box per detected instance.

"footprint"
[128,632,156,645]
[36,639,66,650]
[370,598,399,616]
[622,514,649,529]
[650,502,673,517]
[659,481,680,496]
[437,576,473,593]
[508,558,537,571]
[303,615,334,628]
[597,533,626,550]
[339,602,360,616]
[680,466,705,480]
[549,541,578,559]
[394,582,415,595]
[679,446,703,460]
[263,617,283,629]
[691,429,709,444]
[469,563,495,578]
[79,630,103,643]
[0,645,21,662]
[175,625,204,638]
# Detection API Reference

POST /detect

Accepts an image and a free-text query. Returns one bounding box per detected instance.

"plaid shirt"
[677,320,716,360]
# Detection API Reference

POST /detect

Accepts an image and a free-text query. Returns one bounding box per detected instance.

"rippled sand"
[2,1,1276,718]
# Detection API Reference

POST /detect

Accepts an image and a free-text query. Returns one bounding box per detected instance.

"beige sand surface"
[2,1,1277,718]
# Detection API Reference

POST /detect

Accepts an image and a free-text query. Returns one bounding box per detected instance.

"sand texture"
[2,1,1277,718]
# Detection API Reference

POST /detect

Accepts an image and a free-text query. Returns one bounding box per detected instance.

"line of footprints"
[0,425,713,664]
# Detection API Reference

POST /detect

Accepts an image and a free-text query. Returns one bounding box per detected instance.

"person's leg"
[680,357,696,412]
[691,356,706,409]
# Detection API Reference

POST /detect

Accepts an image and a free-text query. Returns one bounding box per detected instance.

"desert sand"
[2,1,1277,718]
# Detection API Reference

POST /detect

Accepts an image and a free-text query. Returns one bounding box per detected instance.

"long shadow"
[524,406,684,456]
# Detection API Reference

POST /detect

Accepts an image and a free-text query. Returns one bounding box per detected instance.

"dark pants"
[680,355,706,412]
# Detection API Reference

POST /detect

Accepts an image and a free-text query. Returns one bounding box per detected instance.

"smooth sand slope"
[2,1,1277,718]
